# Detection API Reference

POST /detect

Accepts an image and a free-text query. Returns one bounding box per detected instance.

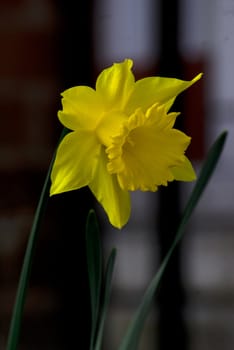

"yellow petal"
[96,59,135,111]
[125,73,202,114]
[96,110,127,147]
[89,147,130,229]
[50,131,101,195]
[171,156,196,181]
[58,86,104,131]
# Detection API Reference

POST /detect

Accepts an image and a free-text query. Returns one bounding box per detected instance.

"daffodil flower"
[50,59,202,229]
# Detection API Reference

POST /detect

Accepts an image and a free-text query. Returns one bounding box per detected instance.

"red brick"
[0,99,27,147]
[183,60,205,161]
[0,0,24,8]
[0,31,58,79]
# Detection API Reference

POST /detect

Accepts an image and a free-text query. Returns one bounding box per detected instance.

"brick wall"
[0,1,62,348]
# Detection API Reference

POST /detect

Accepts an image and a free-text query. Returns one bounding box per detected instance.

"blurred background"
[0,0,234,349]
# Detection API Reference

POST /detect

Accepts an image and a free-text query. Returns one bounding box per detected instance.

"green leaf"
[118,130,228,350]
[95,248,117,350]
[86,210,117,350]
[6,128,69,350]
[86,210,103,350]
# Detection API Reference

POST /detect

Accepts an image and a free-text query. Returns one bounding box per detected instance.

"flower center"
[106,104,191,191]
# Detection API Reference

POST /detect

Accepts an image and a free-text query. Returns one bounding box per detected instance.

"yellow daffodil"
[50,59,202,229]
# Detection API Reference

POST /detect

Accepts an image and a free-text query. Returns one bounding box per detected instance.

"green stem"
[6,128,68,350]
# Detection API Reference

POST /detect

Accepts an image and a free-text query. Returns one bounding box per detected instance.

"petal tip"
[192,72,203,83]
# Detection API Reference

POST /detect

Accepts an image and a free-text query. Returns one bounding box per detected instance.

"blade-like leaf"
[118,131,227,350]
[86,210,103,350]
[95,248,117,350]
[6,127,69,350]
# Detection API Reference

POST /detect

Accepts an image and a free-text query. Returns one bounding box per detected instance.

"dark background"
[0,1,233,349]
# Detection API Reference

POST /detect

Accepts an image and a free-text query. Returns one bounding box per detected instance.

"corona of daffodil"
[50,59,202,228]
